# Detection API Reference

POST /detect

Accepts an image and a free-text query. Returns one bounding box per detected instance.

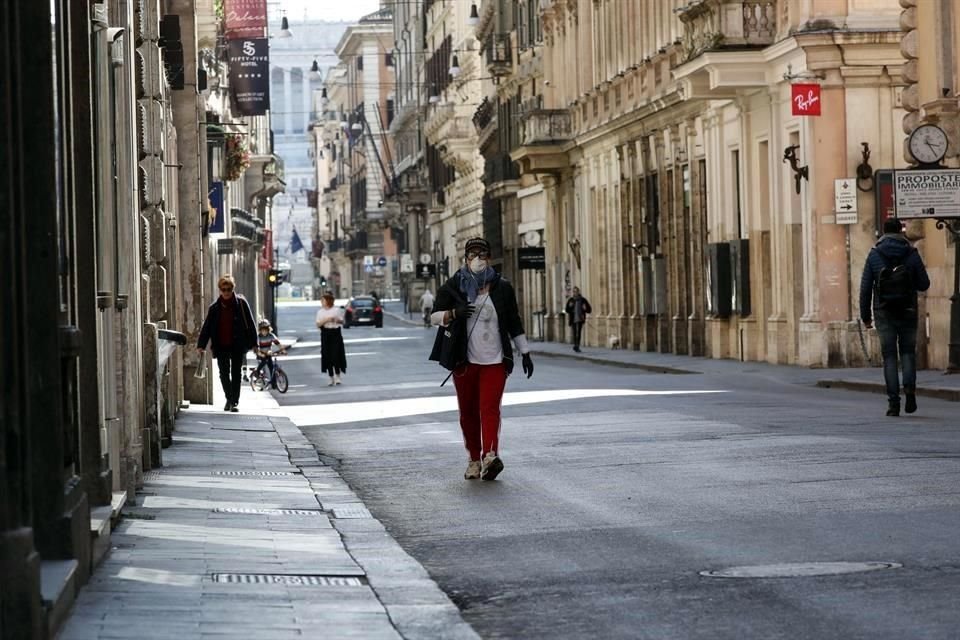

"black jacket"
[429,272,525,375]
[197,294,257,357]
[859,234,930,323]
[564,295,592,326]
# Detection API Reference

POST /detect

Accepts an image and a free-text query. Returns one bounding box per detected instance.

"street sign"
[377,256,388,267]
[834,178,857,214]
[894,169,960,219]
[364,265,373,273]
[363,255,374,266]
[518,247,546,270]
[400,254,414,273]
[417,263,436,278]
[835,212,858,225]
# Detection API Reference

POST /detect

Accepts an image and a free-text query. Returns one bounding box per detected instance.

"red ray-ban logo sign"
[791,84,821,116]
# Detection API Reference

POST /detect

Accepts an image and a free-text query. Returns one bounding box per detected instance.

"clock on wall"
[908,123,949,166]
[522,230,542,247]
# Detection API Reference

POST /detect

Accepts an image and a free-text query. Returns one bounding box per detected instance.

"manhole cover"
[123,512,156,521]
[700,562,902,578]
[210,573,365,586]
[212,507,324,516]
[328,504,373,519]
[211,470,297,477]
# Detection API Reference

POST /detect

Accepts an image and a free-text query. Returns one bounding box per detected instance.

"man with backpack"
[859,217,930,416]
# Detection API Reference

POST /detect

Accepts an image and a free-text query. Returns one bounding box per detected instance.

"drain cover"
[700,562,902,578]
[328,504,373,519]
[212,507,324,516]
[211,470,296,477]
[211,573,365,586]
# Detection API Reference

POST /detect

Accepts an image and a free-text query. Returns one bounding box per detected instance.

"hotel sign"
[224,0,267,39]
[228,39,270,116]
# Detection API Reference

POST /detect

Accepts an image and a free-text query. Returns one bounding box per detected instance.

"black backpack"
[875,251,914,311]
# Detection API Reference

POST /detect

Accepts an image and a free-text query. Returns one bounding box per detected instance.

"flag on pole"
[290,227,304,253]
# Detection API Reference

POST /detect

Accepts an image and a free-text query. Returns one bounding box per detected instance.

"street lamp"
[309,59,322,81]
[467,2,479,26]
[278,13,292,38]
[449,54,461,78]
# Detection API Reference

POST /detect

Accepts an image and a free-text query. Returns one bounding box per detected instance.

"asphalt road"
[269,301,960,640]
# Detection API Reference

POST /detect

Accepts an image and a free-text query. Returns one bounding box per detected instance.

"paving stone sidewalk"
[58,383,478,640]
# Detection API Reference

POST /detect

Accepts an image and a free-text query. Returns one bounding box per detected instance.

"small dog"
[608,335,621,350]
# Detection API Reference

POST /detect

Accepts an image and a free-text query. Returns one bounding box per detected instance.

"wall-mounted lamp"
[449,54,461,78]
[278,13,292,38]
[467,3,479,26]
[783,145,808,195]
[623,242,648,256]
[428,94,441,104]
[309,59,322,81]
[856,142,874,192]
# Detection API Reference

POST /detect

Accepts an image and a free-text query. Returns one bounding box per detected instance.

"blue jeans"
[874,309,918,403]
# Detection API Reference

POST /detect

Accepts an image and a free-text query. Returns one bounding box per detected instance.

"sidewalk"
[526,340,960,402]
[59,382,478,639]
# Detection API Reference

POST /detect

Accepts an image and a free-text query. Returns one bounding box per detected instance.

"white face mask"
[469,257,488,274]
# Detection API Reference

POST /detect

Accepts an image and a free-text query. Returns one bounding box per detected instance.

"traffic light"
[319,276,327,288]
[267,268,283,288]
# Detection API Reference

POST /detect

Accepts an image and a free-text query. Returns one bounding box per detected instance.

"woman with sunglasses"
[197,274,258,412]
[429,238,534,481]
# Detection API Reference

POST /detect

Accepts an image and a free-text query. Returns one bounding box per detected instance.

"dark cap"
[883,218,903,234]
[464,237,491,255]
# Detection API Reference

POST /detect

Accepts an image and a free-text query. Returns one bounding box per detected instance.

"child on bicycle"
[254,320,285,387]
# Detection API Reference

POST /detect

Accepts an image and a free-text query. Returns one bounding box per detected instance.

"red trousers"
[452,363,507,460]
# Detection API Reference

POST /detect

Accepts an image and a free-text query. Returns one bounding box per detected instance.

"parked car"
[344,296,383,328]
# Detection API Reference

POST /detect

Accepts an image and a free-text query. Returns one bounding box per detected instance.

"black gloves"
[521,353,534,378]
[453,304,476,320]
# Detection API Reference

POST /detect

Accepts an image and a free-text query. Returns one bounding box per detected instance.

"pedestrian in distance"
[429,237,534,482]
[859,217,930,417]
[316,291,347,386]
[565,286,592,353]
[197,274,258,412]
[419,289,435,327]
[253,319,285,388]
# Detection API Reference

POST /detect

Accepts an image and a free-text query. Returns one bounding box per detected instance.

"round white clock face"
[909,124,949,165]
[523,230,541,247]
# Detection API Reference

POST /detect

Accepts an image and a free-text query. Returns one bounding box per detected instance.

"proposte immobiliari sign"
[894,169,960,219]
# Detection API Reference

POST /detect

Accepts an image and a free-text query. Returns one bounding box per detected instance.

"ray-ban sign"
[791,84,821,117]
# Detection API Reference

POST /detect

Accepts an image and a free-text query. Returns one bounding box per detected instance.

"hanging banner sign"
[791,83,821,117]
[208,181,225,233]
[224,0,267,39]
[229,39,270,116]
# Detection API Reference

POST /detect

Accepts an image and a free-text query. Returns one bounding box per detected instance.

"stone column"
[169,0,211,403]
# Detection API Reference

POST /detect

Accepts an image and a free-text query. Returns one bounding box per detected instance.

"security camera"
[544,80,551,86]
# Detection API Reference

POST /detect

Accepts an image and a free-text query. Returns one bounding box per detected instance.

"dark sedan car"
[344,296,383,328]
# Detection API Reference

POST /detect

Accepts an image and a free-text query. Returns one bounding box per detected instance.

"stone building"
[898,0,960,370]
[526,0,914,367]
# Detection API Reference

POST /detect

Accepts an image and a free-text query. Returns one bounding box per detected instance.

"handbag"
[430,322,465,372]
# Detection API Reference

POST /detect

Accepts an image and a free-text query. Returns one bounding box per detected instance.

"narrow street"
[269,303,960,640]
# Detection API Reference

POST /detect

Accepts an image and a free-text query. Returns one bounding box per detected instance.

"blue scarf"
[457,266,499,303]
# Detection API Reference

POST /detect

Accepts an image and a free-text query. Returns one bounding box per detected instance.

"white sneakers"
[327,377,335,386]
[464,460,481,480]
[334,374,342,385]
[479,452,503,481]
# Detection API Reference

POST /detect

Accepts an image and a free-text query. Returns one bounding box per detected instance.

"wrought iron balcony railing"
[484,152,519,185]
[678,0,777,61]
[484,32,512,77]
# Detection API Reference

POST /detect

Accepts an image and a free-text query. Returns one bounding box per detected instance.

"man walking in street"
[197,274,258,412]
[419,289,434,327]
[565,286,592,353]
[859,217,930,417]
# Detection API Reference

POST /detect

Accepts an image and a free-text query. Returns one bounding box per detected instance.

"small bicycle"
[249,350,289,393]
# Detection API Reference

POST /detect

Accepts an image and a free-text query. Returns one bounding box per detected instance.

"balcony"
[510,109,572,176]
[483,152,520,199]
[484,32,513,78]
[678,0,778,62]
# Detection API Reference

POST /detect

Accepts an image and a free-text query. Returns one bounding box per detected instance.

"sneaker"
[480,452,504,481]
[230,405,239,413]
[464,460,481,480]
[334,375,342,385]
[224,401,232,411]
[327,378,335,386]
[905,393,917,414]
[886,401,900,417]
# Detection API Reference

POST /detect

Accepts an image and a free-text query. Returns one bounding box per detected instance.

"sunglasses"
[219,287,234,293]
